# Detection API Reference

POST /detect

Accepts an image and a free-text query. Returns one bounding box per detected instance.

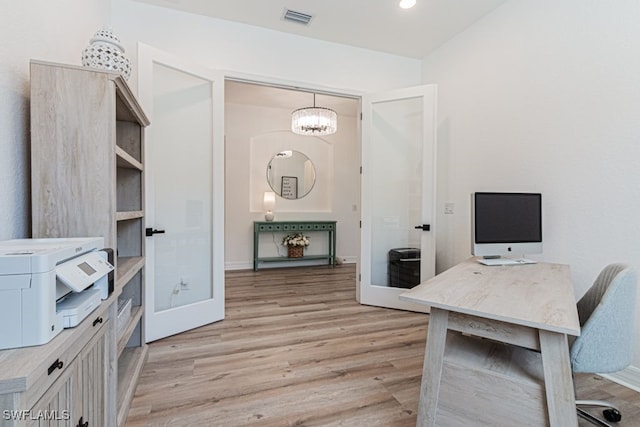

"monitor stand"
[477,256,537,266]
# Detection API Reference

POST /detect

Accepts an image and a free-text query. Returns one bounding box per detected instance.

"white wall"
[423,0,640,368]
[110,0,422,96]
[225,102,360,269]
[0,1,109,240]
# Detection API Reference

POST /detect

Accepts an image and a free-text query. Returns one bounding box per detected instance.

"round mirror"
[267,150,316,199]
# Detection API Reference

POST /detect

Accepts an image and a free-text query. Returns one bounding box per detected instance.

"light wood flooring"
[126,265,640,426]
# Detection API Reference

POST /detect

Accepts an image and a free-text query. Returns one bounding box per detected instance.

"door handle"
[146,228,166,237]
[414,224,431,231]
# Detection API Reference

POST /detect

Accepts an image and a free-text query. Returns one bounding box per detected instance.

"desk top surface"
[400,258,580,336]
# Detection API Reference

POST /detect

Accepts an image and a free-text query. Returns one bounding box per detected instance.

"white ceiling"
[134,0,506,59]
[141,0,506,114]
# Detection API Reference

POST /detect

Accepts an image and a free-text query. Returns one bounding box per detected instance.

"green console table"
[253,221,337,271]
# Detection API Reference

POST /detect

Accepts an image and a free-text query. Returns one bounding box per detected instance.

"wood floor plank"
[126,265,640,426]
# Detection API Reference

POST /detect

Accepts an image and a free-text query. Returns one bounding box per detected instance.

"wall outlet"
[444,202,455,215]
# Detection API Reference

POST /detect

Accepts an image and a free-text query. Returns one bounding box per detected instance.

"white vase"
[81,28,131,80]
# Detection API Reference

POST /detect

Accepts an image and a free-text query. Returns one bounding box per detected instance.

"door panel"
[138,44,225,342]
[360,85,437,311]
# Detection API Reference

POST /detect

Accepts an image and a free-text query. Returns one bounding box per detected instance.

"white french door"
[360,85,437,311]
[138,44,225,342]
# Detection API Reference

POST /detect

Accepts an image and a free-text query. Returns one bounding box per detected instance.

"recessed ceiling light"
[399,0,416,9]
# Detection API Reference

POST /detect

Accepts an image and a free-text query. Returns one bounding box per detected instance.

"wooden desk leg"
[539,330,578,427]
[418,307,449,427]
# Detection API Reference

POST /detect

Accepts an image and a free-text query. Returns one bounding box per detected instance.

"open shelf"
[114,79,149,126]
[117,306,144,357]
[117,345,149,427]
[116,210,144,221]
[116,256,144,290]
[116,146,143,170]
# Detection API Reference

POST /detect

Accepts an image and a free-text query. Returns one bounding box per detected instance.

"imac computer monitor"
[471,192,542,264]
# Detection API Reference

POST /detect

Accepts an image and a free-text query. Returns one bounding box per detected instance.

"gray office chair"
[570,263,637,426]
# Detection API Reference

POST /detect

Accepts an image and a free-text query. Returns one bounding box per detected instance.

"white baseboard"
[225,261,253,271]
[600,365,640,393]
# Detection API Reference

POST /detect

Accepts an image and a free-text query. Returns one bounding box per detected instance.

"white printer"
[0,237,114,350]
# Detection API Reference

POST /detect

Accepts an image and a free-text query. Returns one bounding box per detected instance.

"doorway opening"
[223,79,361,273]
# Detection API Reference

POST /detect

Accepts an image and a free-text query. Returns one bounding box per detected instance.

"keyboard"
[477,257,537,266]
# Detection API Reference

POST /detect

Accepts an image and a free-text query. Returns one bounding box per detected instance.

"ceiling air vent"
[283,9,313,25]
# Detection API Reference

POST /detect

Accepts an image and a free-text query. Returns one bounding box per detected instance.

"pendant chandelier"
[291,93,337,136]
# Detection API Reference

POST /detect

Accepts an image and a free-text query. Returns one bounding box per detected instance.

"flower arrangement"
[282,233,309,258]
[282,233,310,247]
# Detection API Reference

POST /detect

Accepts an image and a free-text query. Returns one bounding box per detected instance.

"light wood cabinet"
[79,320,110,427]
[28,360,78,427]
[26,318,110,427]
[27,60,150,426]
[0,305,110,427]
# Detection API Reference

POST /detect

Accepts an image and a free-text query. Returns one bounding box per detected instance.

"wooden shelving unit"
[30,60,150,426]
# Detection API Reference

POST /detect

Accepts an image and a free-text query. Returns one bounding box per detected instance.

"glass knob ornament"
[81,28,131,80]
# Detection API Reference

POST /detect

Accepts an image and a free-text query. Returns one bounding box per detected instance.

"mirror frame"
[266,150,316,200]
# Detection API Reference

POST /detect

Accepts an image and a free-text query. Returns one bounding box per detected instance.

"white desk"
[400,258,581,427]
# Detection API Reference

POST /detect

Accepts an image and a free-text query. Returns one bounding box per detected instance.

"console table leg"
[253,228,259,271]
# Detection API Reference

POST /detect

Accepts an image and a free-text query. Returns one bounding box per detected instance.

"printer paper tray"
[56,288,101,328]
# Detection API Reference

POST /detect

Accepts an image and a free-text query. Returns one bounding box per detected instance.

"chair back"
[571,264,637,373]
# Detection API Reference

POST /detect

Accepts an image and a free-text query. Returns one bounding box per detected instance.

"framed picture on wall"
[281,176,298,199]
